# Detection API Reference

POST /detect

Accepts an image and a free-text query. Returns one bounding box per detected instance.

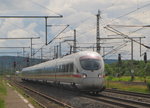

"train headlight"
[82,74,87,78]
[98,74,102,78]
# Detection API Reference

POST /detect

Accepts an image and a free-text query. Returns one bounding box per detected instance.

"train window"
[80,59,101,70]
[64,65,66,72]
[58,65,60,72]
[69,63,73,72]
[66,64,69,72]
[62,65,65,72]
[55,66,58,72]
[51,67,54,72]
[60,65,62,72]
[65,64,68,72]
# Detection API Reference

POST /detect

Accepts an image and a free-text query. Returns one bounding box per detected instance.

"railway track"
[105,88,150,98]
[82,93,150,108]
[9,80,74,108]
[7,78,150,108]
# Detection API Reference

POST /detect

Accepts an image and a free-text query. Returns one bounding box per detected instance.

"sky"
[0,0,149,60]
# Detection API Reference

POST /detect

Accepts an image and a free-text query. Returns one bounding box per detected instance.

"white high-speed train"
[20,51,105,93]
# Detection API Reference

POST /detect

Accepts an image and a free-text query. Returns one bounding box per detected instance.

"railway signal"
[13,61,16,68]
[144,52,147,63]
[118,54,122,64]
[26,57,30,67]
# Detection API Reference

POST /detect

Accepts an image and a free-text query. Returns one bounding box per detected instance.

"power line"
[107,2,150,24]
[105,25,150,49]
[103,41,128,57]
[108,25,150,27]
[0,37,40,39]
[0,47,30,48]
[30,0,63,17]
[47,25,69,45]
[0,16,62,18]
[0,52,22,53]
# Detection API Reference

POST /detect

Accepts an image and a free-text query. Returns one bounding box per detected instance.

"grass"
[105,76,150,82]
[105,76,150,94]
[106,81,150,93]
[0,76,7,108]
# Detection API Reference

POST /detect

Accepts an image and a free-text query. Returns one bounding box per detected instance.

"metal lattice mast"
[96,10,101,53]
[73,29,77,53]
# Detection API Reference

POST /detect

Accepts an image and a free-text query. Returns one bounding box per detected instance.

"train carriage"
[20,51,105,93]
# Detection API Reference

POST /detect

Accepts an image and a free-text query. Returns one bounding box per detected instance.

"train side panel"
[20,51,105,92]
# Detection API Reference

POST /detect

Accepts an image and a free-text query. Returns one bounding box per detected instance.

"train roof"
[22,51,102,72]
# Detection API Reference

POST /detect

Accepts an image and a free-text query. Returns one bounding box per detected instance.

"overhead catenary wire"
[103,41,128,57]
[105,26,150,49]
[0,0,149,59]
[52,1,150,49]
[32,25,69,57]
[108,25,150,27]
[106,2,150,25]
[47,25,69,45]
[71,1,149,41]
[30,0,63,17]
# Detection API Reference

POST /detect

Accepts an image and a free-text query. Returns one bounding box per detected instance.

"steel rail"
[11,81,74,108]
[82,93,150,108]
[105,89,150,98]
[83,95,136,108]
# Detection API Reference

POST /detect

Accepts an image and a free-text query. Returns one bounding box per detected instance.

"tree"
[105,64,114,76]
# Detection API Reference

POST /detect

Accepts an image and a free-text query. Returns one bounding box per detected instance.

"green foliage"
[105,76,150,82]
[0,77,7,95]
[105,64,114,76]
[105,76,113,81]
[0,98,4,108]
[145,63,150,75]
[146,81,150,91]
[105,60,150,78]
[0,77,6,108]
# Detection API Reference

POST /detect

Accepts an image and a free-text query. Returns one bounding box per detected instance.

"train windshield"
[80,58,101,70]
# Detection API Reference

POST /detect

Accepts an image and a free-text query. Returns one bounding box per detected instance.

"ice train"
[20,51,105,93]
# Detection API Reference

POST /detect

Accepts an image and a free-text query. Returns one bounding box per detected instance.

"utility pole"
[45,17,48,45]
[0,15,63,45]
[96,10,101,53]
[31,38,33,58]
[103,47,105,58]
[22,47,25,57]
[131,38,134,81]
[73,29,77,53]
[59,42,61,58]
[54,46,56,59]
[131,39,133,61]
[30,37,40,65]
[0,37,39,58]
[41,48,43,63]
[54,46,59,59]
[70,46,72,54]
[139,37,142,56]
[56,45,59,58]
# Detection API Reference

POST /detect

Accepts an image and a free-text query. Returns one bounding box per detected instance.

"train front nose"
[81,77,105,91]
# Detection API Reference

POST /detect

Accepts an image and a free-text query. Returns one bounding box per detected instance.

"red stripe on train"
[23,74,82,78]
[72,74,82,78]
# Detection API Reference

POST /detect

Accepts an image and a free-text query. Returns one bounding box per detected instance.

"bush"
[106,76,113,81]
[146,81,150,91]
[0,98,4,108]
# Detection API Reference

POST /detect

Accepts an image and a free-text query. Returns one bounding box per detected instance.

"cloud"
[0,0,150,59]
